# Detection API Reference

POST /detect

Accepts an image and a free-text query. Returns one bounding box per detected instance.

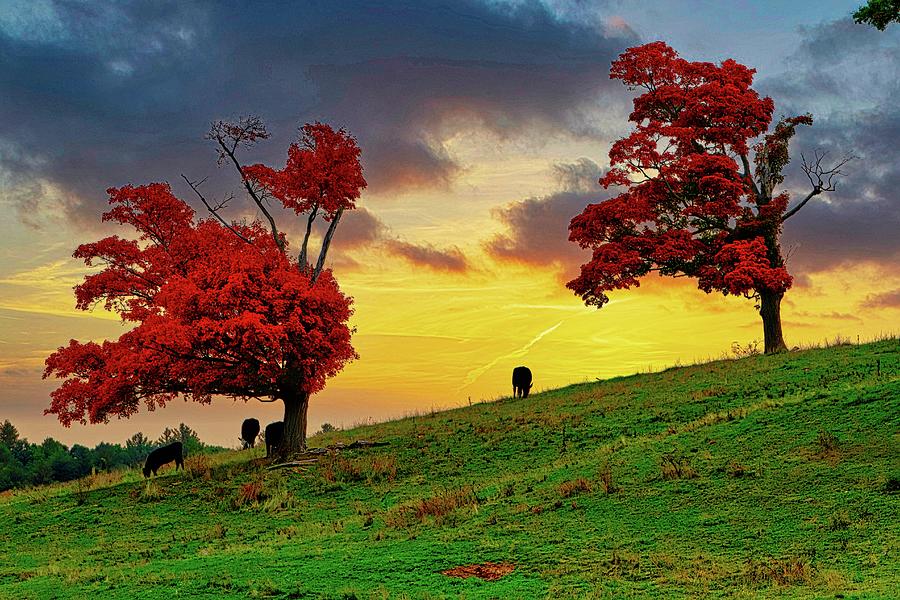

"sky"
[0,0,897,448]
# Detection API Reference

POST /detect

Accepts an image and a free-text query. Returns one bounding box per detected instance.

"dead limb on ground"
[266,439,389,471]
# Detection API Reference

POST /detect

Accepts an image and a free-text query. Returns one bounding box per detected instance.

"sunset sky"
[1,0,898,448]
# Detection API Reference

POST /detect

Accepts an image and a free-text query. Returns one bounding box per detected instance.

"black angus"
[241,418,261,449]
[512,366,533,398]
[265,421,284,458]
[142,441,184,477]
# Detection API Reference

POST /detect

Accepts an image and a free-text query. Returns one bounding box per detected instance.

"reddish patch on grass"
[441,562,515,581]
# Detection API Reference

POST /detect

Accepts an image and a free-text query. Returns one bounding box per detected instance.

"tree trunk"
[280,391,309,458]
[759,289,788,354]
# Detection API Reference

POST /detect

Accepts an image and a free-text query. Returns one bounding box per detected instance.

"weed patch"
[234,479,265,508]
[743,555,815,586]
[816,430,840,454]
[598,465,618,494]
[441,562,515,581]
[186,454,213,480]
[137,480,164,502]
[660,454,697,480]
[827,511,852,532]
[386,485,478,527]
[320,453,398,485]
[558,478,592,498]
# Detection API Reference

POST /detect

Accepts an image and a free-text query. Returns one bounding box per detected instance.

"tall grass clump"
[386,485,478,527]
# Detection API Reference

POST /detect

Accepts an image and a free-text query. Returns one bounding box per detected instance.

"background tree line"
[0,420,222,491]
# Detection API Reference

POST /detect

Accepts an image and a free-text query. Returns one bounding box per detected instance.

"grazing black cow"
[265,421,285,458]
[512,366,533,398]
[240,418,261,449]
[142,441,184,477]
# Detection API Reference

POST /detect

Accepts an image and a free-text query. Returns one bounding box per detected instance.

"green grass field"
[1,340,898,599]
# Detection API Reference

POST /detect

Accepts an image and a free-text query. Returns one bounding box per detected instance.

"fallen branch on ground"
[266,440,390,469]
[267,458,319,471]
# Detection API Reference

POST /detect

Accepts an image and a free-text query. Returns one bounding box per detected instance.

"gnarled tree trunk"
[280,390,310,458]
[759,289,788,354]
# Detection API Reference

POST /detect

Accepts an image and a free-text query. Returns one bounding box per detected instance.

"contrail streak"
[458,320,564,391]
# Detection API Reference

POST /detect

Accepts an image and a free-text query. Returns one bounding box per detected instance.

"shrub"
[367,454,398,484]
[73,479,89,506]
[260,481,297,513]
[320,455,363,483]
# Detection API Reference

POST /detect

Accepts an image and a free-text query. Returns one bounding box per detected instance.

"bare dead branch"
[267,459,319,470]
[208,116,269,164]
[181,174,254,245]
[782,151,854,221]
[207,117,285,252]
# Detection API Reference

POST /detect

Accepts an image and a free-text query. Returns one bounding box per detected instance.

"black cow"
[265,421,285,458]
[512,366,533,398]
[240,418,261,449]
[142,441,184,477]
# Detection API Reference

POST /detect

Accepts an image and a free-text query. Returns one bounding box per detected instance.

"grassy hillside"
[1,340,898,599]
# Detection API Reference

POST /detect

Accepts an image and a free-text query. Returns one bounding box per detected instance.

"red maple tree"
[44,119,366,454]
[568,42,851,354]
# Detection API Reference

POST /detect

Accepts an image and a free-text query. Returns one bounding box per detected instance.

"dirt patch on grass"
[442,562,515,581]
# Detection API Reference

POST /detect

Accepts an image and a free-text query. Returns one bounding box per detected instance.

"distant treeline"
[0,420,223,492]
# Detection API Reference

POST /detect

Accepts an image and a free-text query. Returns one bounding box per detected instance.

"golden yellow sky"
[1,133,897,447]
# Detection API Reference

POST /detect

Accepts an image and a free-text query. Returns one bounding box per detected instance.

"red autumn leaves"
[243,123,366,219]
[568,41,803,309]
[44,126,364,426]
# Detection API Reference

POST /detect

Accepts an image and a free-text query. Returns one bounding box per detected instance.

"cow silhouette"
[240,418,260,449]
[265,421,285,458]
[142,441,184,477]
[512,366,533,398]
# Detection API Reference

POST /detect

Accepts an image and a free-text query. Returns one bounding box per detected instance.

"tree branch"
[783,151,854,221]
[299,205,319,268]
[181,174,254,245]
[214,138,284,251]
[207,118,284,252]
[312,208,344,283]
[739,153,762,200]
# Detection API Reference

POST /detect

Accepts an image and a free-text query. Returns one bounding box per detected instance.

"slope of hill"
[1,340,898,599]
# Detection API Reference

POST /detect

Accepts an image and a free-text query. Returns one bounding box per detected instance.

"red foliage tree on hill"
[44,119,366,455]
[568,42,851,353]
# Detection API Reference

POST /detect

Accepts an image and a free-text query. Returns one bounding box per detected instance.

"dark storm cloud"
[763,18,900,274]
[485,158,601,278]
[383,239,470,273]
[0,0,633,225]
